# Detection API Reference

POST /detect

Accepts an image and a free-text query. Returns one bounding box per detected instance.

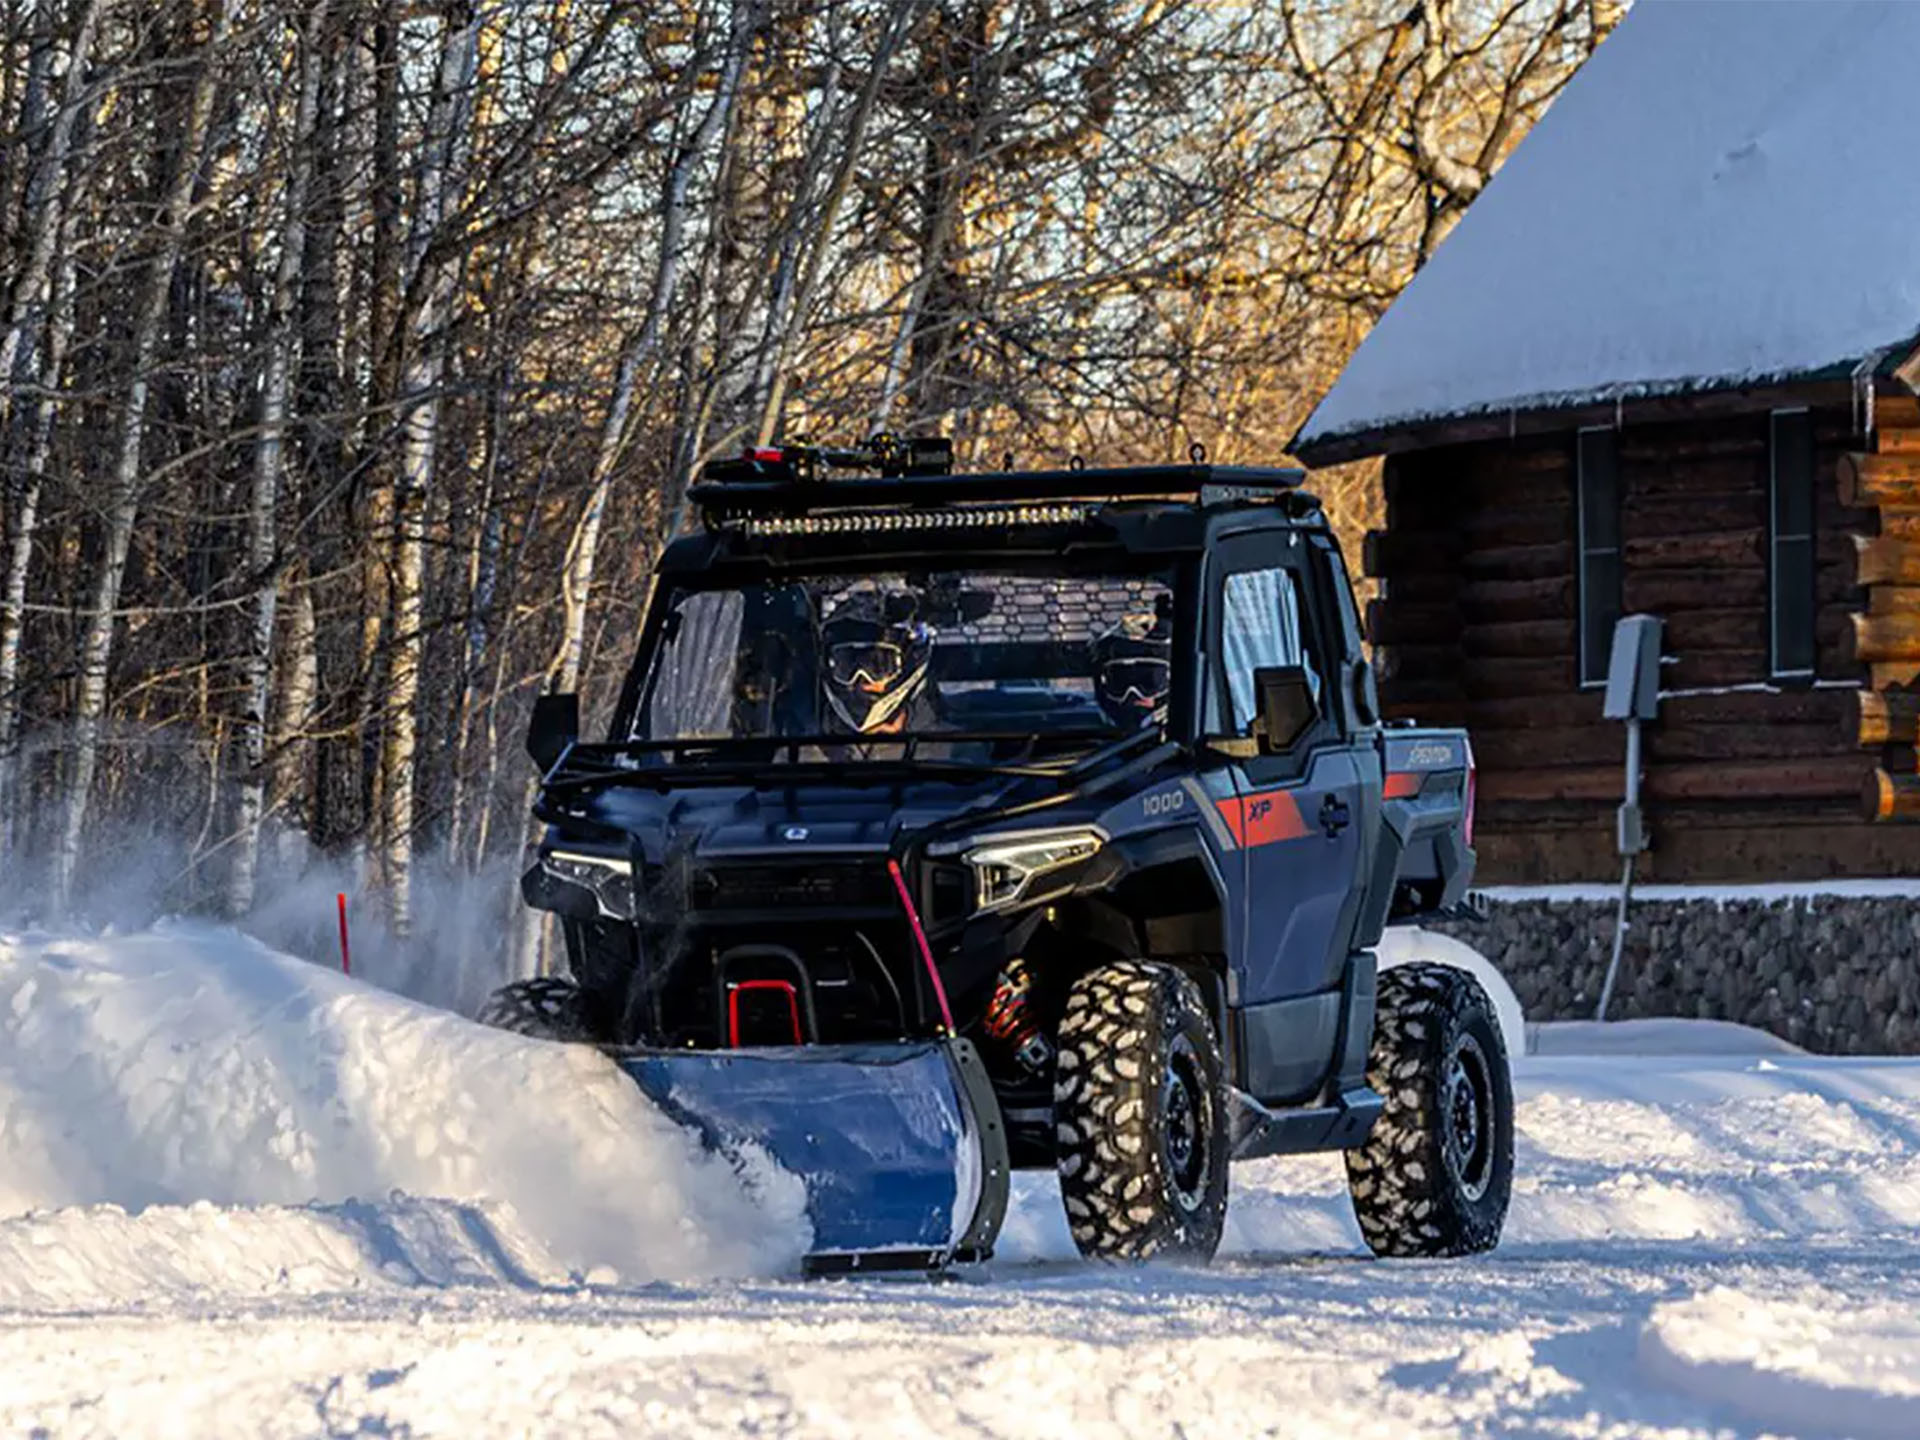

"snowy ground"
[4,928,1920,1438]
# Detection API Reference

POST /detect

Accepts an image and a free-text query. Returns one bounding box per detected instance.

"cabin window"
[1576,427,1622,687]
[1769,409,1816,680]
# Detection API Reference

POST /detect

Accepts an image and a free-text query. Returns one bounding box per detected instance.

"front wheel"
[1053,960,1229,1262]
[1345,962,1514,1257]
[476,976,601,1043]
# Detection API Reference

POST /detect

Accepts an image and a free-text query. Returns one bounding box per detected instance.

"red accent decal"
[1383,772,1423,800]
[889,859,955,1034]
[728,979,802,1047]
[1216,790,1309,848]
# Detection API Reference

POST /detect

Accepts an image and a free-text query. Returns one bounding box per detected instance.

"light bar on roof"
[738,503,1091,537]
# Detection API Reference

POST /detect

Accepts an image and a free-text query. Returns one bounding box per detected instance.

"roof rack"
[690,447,1306,518]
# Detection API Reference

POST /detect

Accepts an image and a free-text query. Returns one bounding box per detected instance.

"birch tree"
[229,0,332,915]
[54,2,230,912]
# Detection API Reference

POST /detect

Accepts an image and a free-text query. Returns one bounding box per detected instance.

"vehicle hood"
[540,772,1041,865]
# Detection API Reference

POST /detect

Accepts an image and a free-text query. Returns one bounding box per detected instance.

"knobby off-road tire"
[476,977,601,1043]
[1345,962,1514,1258]
[1054,960,1229,1262]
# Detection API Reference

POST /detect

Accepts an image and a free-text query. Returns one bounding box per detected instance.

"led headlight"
[961,828,1103,913]
[543,850,636,921]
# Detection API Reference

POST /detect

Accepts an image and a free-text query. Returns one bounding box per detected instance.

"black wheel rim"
[1161,1034,1211,1211]
[1443,1031,1496,1202]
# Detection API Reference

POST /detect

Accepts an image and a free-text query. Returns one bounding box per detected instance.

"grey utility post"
[1596,614,1662,1021]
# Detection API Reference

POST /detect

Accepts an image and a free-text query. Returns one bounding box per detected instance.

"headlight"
[544,850,636,921]
[961,829,1103,913]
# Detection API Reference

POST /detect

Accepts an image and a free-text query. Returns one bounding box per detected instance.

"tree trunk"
[0,0,100,425]
[0,241,73,863]
[509,0,760,976]
[229,0,329,916]
[54,2,227,914]
[377,5,481,933]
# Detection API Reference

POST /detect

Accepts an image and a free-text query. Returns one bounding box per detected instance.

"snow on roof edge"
[1293,334,1920,464]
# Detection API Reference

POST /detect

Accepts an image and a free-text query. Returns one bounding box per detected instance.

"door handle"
[1318,792,1351,838]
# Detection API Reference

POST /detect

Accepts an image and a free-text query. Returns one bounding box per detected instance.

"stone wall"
[1428,892,1920,1054]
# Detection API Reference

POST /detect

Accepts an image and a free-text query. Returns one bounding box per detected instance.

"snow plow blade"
[614,1037,1009,1275]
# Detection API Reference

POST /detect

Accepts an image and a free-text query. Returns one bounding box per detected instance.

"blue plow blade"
[613,1038,1009,1274]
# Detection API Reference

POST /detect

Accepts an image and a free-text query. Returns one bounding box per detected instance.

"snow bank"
[1641,1287,1920,1440]
[1531,1017,1805,1057]
[0,925,809,1286]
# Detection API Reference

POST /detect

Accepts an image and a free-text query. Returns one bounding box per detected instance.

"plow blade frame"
[613,1037,1009,1273]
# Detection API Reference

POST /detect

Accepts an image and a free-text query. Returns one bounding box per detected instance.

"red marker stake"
[336,892,352,976]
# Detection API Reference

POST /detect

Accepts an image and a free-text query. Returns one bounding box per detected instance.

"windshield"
[637,568,1176,745]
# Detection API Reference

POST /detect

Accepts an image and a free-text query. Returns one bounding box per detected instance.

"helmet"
[1093,604,1172,726]
[820,588,932,734]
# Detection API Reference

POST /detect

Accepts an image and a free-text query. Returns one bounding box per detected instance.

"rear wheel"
[477,976,601,1043]
[1345,962,1513,1257]
[1053,960,1228,1262]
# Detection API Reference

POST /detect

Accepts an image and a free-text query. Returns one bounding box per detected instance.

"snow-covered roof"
[1294,0,1920,461]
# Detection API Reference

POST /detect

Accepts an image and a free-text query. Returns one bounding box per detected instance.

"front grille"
[688,861,894,913]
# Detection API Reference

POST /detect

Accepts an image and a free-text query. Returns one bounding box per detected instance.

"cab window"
[1217,566,1321,734]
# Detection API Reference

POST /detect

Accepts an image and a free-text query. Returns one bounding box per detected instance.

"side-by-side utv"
[483,439,1509,1272]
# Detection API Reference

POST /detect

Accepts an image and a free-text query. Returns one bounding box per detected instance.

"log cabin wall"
[1365,395,1920,882]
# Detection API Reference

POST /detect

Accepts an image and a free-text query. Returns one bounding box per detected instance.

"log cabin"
[1291,0,1920,884]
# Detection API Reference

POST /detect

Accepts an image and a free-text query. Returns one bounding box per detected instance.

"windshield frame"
[612,551,1196,755]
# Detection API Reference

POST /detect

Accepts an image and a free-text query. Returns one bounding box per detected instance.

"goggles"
[828,640,908,688]
[1100,657,1171,706]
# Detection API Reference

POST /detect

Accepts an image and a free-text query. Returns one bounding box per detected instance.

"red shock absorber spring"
[983,957,1053,1073]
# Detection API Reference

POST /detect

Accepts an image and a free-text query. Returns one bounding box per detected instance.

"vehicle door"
[1204,531,1365,1007]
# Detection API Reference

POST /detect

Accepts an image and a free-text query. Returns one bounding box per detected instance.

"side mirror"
[1253,665,1317,753]
[1352,657,1381,727]
[527,692,579,771]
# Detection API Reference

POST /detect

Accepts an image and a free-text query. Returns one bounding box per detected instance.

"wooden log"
[1858,688,1920,746]
[1838,452,1920,507]
[1851,611,1920,663]
[1461,619,1569,660]
[1460,575,1574,624]
[1850,532,1920,587]
[1873,662,1920,689]
[1624,567,1765,612]
[1378,570,1460,607]
[1623,528,1762,568]
[1365,600,1458,647]
[1876,393,1920,430]
[1660,688,1856,728]
[1870,586,1920,616]
[1867,768,1920,821]
[1479,756,1870,806]
[1661,607,1766,652]
[1461,656,1579,699]
[1472,722,1857,771]
[1622,494,1765,541]
[1620,432,1766,468]
[1461,542,1570,582]
[1364,528,1458,577]
[1878,426,1920,457]
[1461,504,1568,549]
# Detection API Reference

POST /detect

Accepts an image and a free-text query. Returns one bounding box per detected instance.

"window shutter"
[1577,428,1622,687]
[1769,409,1816,679]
